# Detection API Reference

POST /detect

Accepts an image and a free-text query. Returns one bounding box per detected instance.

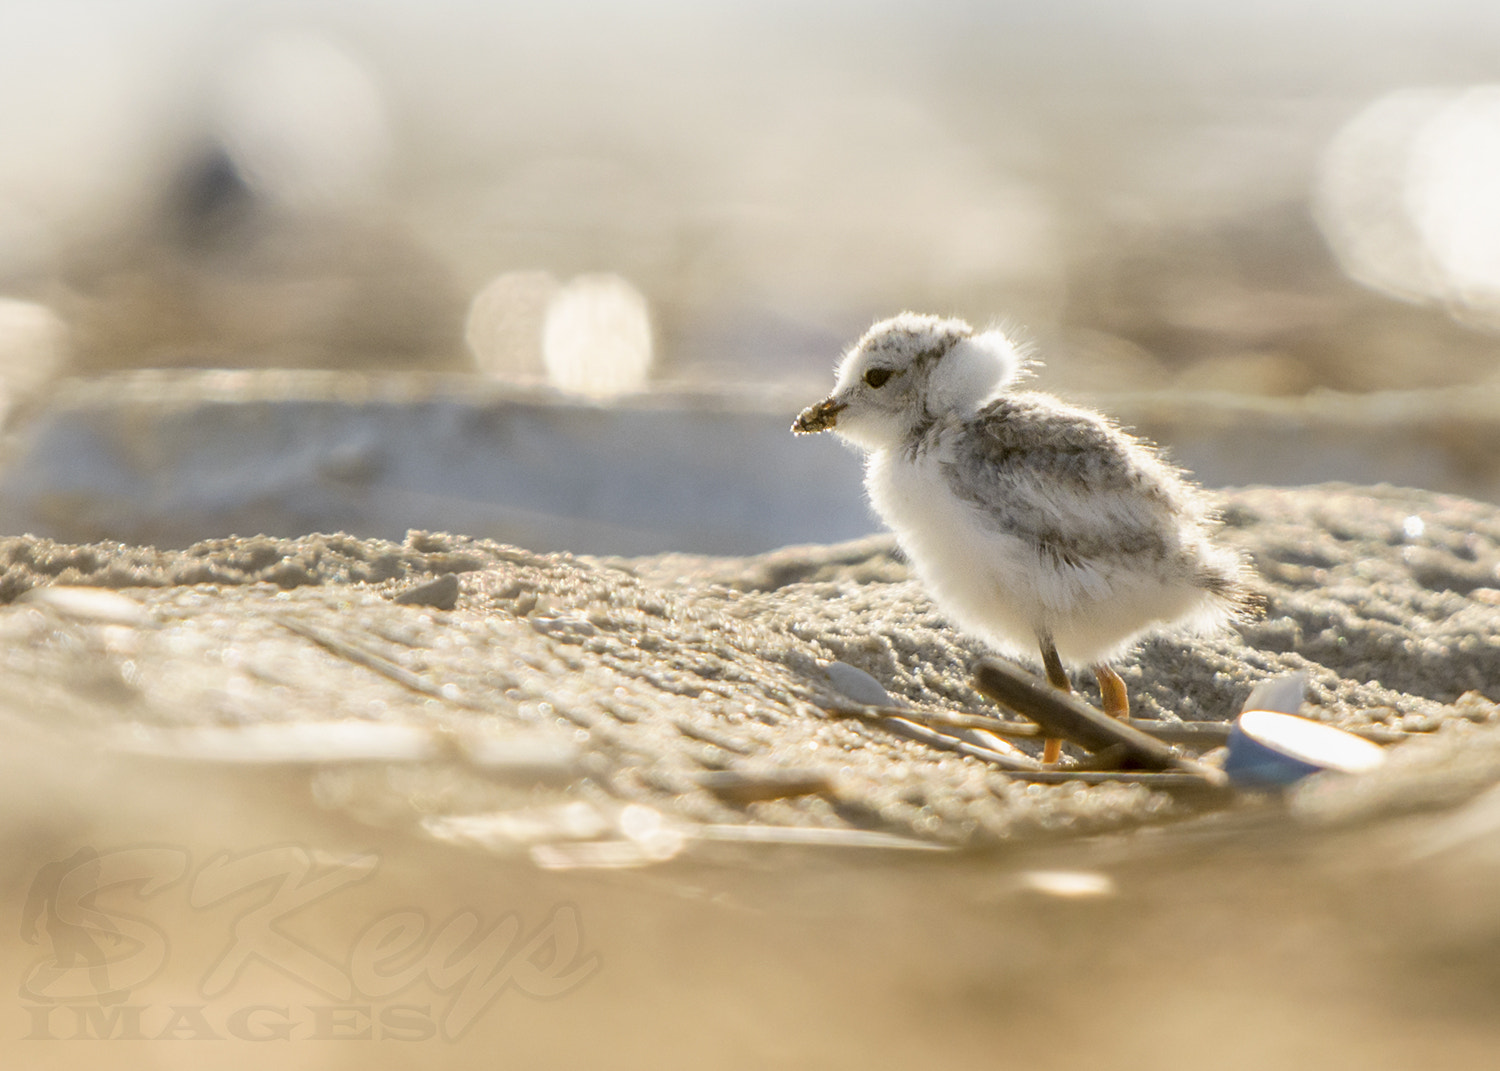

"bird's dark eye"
[864,367,894,389]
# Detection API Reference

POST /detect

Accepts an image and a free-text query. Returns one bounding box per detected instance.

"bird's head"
[792,312,1027,451]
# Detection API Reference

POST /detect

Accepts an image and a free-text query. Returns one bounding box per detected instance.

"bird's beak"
[792,397,845,434]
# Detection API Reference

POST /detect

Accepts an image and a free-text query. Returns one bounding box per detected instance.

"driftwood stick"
[996,769,1233,789]
[820,701,1036,735]
[973,658,1227,786]
[1122,720,1232,746]
[822,697,1242,748]
[879,717,1043,772]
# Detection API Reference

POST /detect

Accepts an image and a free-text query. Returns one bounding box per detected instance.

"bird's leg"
[1093,665,1130,721]
[1038,637,1069,765]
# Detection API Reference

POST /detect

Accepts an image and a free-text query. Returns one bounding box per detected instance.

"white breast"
[864,446,1047,660]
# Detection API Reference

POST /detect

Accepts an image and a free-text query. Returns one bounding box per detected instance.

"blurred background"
[1,0,1500,550]
[4,7,1500,1070]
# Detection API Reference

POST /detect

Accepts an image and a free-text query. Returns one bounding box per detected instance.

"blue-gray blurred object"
[2,371,1499,554]
[0,373,868,554]
[1225,702,1387,789]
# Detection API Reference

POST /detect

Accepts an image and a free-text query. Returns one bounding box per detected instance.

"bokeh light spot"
[542,274,654,398]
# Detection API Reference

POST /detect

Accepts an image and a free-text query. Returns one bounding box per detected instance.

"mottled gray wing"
[940,396,1181,564]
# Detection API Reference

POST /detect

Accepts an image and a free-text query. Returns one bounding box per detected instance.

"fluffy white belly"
[865,450,1044,655]
[864,449,1204,665]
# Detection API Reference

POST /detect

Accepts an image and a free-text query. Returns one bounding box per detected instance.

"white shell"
[824,661,895,706]
[21,586,149,626]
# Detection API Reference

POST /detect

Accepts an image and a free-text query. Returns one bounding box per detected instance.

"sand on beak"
[792,398,846,434]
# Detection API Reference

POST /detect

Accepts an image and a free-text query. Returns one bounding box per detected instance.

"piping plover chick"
[794,312,1257,763]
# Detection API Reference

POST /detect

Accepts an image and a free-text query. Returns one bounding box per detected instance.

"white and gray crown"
[793,312,1028,451]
